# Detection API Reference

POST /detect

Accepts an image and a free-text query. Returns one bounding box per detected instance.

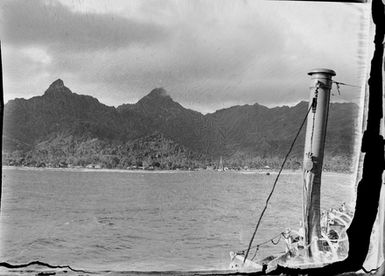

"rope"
[237,232,284,256]
[252,233,283,250]
[271,235,282,245]
[250,233,283,261]
[243,104,313,264]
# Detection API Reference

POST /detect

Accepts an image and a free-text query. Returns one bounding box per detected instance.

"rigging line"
[331,91,362,99]
[244,232,283,252]
[236,232,283,256]
[251,246,259,261]
[243,104,313,264]
[0,261,95,274]
[331,94,360,102]
[332,81,361,88]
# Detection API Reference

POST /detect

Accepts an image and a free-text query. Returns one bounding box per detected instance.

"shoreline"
[1,165,353,176]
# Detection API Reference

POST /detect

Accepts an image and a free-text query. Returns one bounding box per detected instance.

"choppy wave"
[1,169,355,274]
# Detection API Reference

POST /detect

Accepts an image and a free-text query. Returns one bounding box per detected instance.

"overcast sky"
[1,0,371,114]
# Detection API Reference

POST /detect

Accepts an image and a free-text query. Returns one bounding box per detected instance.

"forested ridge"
[2,80,358,172]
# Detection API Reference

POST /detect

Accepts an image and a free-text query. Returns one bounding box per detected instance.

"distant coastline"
[1,165,351,176]
[3,81,357,174]
[1,165,274,173]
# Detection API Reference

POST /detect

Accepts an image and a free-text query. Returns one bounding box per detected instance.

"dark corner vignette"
[0,0,383,275]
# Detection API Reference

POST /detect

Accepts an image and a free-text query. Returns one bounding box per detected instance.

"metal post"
[302,68,335,258]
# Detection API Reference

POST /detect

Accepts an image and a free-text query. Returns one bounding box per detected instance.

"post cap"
[308,68,336,76]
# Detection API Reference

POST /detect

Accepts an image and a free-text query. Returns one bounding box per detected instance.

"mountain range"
[2,79,359,171]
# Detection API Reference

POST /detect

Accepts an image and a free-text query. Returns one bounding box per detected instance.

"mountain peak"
[147,88,170,98]
[44,78,73,97]
[49,79,65,89]
[138,88,174,106]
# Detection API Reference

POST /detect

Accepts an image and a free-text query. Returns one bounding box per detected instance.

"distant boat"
[217,156,224,172]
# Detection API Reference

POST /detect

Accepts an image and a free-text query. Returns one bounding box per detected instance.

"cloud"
[42,2,288,96]
[1,0,367,113]
[0,0,169,52]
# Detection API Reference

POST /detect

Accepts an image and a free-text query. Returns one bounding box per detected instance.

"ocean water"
[0,168,355,274]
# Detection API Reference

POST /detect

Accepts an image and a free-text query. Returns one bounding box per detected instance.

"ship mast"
[302,69,335,258]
